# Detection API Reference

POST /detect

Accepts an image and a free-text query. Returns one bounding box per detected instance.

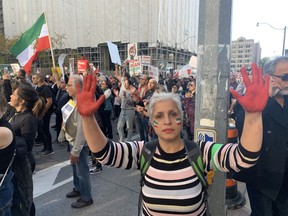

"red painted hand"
[76,74,105,116]
[230,63,270,112]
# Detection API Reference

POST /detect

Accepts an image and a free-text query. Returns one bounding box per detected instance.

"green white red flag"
[10,13,50,74]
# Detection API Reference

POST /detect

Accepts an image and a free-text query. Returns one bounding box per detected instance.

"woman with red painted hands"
[76,64,269,216]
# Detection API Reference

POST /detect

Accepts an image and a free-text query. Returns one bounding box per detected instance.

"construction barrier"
[225,124,246,209]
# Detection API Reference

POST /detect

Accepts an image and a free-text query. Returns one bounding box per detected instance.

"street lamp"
[256,22,286,56]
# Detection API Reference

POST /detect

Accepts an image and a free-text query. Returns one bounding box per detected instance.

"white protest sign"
[69,58,75,74]
[58,53,67,78]
[10,63,20,73]
[189,55,198,68]
[129,60,142,76]
[139,55,151,66]
[107,42,122,65]
[148,66,159,83]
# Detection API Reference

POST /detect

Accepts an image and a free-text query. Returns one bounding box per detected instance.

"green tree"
[0,34,19,63]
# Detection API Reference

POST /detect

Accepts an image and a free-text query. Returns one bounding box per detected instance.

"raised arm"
[76,74,106,153]
[230,63,269,152]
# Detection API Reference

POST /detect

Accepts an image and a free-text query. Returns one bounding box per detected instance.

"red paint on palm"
[230,63,270,112]
[76,74,105,116]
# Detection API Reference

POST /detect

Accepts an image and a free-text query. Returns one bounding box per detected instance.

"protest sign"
[77,59,88,74]
[139,55,151,66]
[129,60,141,76]
[69,58,75,74]
[58,54,67,77]
[107,42,121,65]
[127,43,138,60]
[148,65,159,82]
[10,63,21,73]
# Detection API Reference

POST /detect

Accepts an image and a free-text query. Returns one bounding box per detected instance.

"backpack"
[138,139,208,215]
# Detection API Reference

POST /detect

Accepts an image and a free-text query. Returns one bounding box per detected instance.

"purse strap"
[0,149,16,187]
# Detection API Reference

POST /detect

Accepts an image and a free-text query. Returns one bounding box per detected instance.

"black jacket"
[234,96,288,200]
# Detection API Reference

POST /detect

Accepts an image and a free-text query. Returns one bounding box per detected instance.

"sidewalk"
[227,182,250,216]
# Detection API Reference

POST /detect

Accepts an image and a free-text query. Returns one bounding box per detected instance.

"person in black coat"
[234,56,288,216]
[54,80,71,140]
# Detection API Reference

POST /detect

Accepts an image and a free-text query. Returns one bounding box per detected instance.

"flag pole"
[43,12,56,70]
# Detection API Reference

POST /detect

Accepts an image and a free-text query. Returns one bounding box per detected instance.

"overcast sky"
[232,0,288,58]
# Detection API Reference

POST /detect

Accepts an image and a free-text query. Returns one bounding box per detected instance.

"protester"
[0,94,15,216]
[7,84,46,216]
[32,73,54,156]
[234,58,288,216]
[59,74,93,208]
[75,64,269,215]
[183,79,197,140]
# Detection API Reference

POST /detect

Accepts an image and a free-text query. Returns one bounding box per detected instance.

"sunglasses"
[270,74,288,81]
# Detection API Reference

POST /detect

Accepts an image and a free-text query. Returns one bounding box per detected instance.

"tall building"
[2,0,199,72]
[231,37,261,72]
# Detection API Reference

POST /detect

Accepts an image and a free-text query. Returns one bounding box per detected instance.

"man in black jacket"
[234,56,288,216]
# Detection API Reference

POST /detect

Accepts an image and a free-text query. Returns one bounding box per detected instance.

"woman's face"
[100,81,107,89]
[171,85,178,93]
[189,81,196,92]
[124,80,130,89]
[151,99,182,142]
[10,88,21,108]
[66,78,76,98]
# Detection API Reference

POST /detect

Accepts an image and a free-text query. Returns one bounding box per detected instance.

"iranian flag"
[10,13,51,74]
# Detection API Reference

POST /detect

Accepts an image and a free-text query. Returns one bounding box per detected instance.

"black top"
[8,109,37,152]
[0,118,15,174]
[234,96,288,200]
[36,84,54,113]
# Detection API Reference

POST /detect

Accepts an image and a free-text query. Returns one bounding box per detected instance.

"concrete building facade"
[2,0,199,72]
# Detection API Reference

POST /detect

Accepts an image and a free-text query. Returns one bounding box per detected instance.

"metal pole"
[282,26,286,56]
[196,0,232,215]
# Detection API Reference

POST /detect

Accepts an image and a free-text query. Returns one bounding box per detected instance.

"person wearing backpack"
[75,64,269,216]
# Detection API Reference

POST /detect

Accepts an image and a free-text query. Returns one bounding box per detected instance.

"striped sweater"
[94,140,259,215]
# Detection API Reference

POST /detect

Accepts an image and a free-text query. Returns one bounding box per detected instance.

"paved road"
[31,115,251,215]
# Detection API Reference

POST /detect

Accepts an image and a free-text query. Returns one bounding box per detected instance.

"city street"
[31,115,251,216]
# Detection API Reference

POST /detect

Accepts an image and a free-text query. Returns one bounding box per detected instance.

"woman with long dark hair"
[7,84,46,216]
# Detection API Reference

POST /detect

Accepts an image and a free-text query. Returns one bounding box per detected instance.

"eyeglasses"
[270,74,288,81]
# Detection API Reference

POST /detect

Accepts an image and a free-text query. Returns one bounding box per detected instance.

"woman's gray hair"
[70,74,84,89]
[263,56,288,75]
[148,92,183,121]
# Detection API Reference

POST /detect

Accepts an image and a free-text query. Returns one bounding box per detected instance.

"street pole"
[196,0,232,215]
[282,26,286,56]
[256,22,286,56]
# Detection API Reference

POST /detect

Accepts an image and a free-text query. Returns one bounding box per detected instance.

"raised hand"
[76,74,105,116]
[230,63,269,112]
